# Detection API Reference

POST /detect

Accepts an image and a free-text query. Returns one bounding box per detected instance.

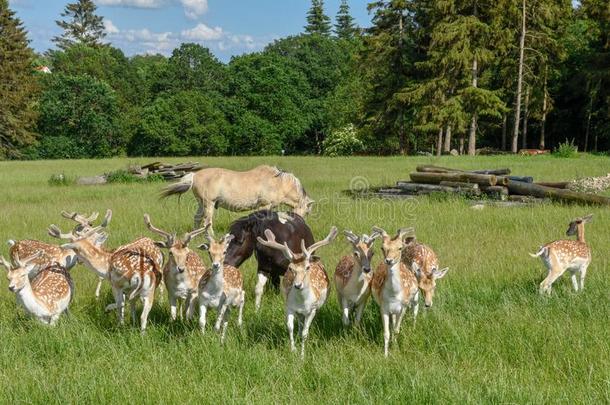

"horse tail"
[160,172,195,199]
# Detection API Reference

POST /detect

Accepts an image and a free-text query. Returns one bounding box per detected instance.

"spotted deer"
[257,226,337,358]
[402,236,448,308]
[59,227,163,332]
[144,214,207,321]
[8,210,111,281]
[530,214,593,294]
[197,230,245,344]
[47,209,112,298]
[334,230,380,326]
[1,252,74,326]
[371,226,420,357]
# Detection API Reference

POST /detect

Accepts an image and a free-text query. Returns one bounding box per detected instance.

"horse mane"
[264,165,307,197]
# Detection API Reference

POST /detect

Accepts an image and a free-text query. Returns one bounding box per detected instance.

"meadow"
[0,155,609,404]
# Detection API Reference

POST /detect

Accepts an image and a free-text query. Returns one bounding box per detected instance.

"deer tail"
[7,240,15,247]
[529,247,547,258]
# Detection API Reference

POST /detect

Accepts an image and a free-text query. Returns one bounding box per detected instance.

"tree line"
[0,0,608,159]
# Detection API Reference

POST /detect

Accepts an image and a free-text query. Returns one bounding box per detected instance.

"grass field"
[0,155,609,403]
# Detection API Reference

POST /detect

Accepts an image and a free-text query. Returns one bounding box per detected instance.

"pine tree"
[305,0,332,36]
[0,0,38,158]
[53,0,106,49]
[334,0,357,39]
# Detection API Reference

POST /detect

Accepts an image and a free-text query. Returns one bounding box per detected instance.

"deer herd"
[0,165,597,358]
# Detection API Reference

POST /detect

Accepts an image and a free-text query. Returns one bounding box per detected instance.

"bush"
[48,173,74,186]
[322,124,364,157]
[105,170,165,184]
[553,139,579,158]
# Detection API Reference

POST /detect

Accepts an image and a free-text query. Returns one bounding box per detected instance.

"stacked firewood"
[376,165,610,206]
[128,161,205,181]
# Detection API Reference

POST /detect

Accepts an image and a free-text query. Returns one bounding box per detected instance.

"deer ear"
[224,234,235,244]
[411,261,422,278]
[198,243,209,251]
[433,267,449,279]
[154,241,168,248]
[582,214,593,223]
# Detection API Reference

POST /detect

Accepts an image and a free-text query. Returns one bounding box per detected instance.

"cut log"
[505,175,533,183]
[415,165,462,173]
[535,181,569,189]
[408,172,497,186]
[470,168,511,175]
[480,185,509,200]
[508,195,547,203]
[506,180,610,206]
[439,181,480,190]
[396,182,458,193]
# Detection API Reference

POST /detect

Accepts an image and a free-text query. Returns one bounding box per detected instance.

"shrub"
[48,173,74,186]
[105,170,166,184]
[322,124,364,157]
[553,139,579,158]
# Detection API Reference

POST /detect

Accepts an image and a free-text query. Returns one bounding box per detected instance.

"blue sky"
[9,0,372,62]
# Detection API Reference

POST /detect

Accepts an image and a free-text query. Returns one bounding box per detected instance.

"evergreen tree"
[53,0,106,49]
[0,0,38,158]
[305,0,332,36]
[335,0,358,39]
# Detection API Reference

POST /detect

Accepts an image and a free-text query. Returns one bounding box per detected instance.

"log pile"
[374,165,610,206]
[128,161,205,180]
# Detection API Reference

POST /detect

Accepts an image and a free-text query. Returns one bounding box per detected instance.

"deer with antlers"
[46,209,113,298]
[144,214,207,321]
[58,226,163,332]
[401,234,449,308]
[197,231,245,344]
[371,227,420,357]
[1,252,74,326]
[8,210,111,280]
[530,214,593,294]
[257,226,337,358]
[334,230,380,326]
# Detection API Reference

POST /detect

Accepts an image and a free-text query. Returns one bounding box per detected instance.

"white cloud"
[96,0,166,8]
[104,19,120,34]
[180,0,208,19]
[181,23,223,41]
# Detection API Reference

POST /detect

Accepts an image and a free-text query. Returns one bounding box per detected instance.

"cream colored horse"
[161,165,314,233]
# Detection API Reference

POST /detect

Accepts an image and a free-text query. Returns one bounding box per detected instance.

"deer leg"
[579,265,589,291]
[382,311,391,357]
[286,312,296,352]
[301,309,317,360]
[220,308,231,344]
[185,294,194,320]
[112,288,125,325]
[169,293,177,321]
[354,300,366,326]
[140,290,154,334]
[540,267,564,295]
[395,307,406,334]
[130,300,137,326]
[341,297,350,326]
[237,291,245,327]
[412,291,420,325]
[215,300,228,332]
[198,303,207,334]
[202,202,215,236]
[254,272,268,313]
[95,276,104,299]
[570,272,579,292]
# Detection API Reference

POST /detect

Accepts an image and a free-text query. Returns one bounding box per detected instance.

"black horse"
[224,210,314,311]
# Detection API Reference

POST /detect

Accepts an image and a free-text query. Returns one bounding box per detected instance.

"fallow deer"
[402,236,449,308]
[530,214,593,294]
[257,227,337,358]
[144,214,207,321]
[47,209,113,298]
[371,226,420,357]
[1,252,73,326]
[59,227,163,332]
[334,230,380,326]
[197,230,245,344]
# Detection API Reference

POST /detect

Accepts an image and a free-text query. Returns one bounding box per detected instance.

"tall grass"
[0,155,609,403]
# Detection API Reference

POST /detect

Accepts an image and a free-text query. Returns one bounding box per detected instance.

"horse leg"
[193,198,205,229]
[254,272,268,313]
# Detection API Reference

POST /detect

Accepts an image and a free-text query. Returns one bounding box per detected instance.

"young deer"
[530,214,593,294]
[144,214,207,321]
[1,252,74,326]
[402,236,448,308]
[334,230,380,326]
[47,209,112,298]
[371,226,420,357]
[60,227,163,332]
[197,231,245,343]
[257,227,337,358]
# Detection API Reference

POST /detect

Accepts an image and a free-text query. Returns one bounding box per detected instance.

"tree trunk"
[467,56,479,156]
[584,83,594,153]
[397,10,407,155]
[436,128,443,156]
[522,86,530,149]
[501,113,507,151]
[539,67,548,149]
[443,125,452,153]
[459,134,465,155]
[511,0,526,153]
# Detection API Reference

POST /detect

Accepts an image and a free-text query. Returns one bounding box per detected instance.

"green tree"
[0,0,38,158]
[305,0,332,36]
[165,43,227,94]
[37,74,122,158]
[130,91,229,156]
[335,0,358,39]
[53,0,106,49]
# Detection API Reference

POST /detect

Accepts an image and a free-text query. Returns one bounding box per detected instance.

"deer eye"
[353,252,360,258]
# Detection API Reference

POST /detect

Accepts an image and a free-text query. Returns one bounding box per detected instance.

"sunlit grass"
[0,155,608,403]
